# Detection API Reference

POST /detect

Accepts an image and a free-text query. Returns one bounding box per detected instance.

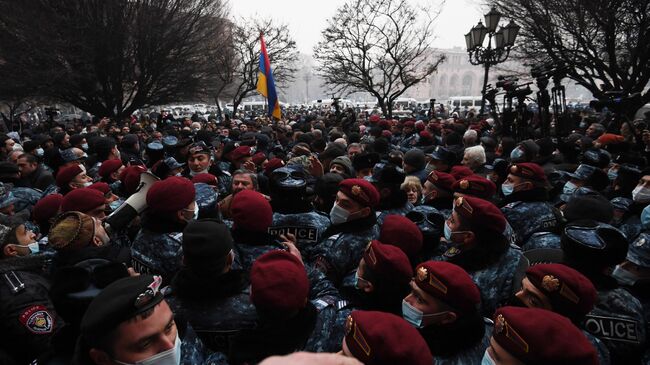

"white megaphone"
[104,171,159,234]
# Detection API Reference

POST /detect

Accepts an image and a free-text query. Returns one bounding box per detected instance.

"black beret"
[81,275,164,346]
[182,220,233,272]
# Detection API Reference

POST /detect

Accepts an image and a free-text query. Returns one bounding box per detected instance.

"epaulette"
[3,271,25,294]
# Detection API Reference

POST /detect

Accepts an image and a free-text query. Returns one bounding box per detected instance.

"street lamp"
[466,7,520,114]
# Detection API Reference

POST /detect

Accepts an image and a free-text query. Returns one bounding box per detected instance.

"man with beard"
[402,261,491,364]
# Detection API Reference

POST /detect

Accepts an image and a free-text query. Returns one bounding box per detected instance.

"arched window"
[462,73,474,95]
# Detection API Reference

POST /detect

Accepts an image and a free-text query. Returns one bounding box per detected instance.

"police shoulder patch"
[504,201,521,209]
[19,305,53,334]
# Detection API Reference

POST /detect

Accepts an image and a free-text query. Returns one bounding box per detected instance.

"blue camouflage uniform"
[440,244,529,317]
[584,287,646,363]
[501,201,561,246]
[270,211,330,252]
[232,230,282,273]
[131,229,183,281]
[167,270,257,354]
[308,216,379,286]
[398,133,418,152]
[522,231,561,251]
[376,201,415,225]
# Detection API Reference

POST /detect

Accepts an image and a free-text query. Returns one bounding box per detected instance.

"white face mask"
[632,185,650,203]
[115,333,181,365]
[35,148,44,157]
[329,203,350,225]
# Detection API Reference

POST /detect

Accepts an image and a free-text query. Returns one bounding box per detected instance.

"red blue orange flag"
[256,33,281,119]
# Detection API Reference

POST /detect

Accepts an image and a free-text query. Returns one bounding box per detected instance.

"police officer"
[368,164,413,225]
[452,174,497,202]
[499,163,562,246]
[403,261,491,364]
[421,170,456,216]
[378,214,424,266]
[268,165,330,250]
[561,221,647,363]
[484,306,598,364]
[440,196,528,317]
[184,141,231,197]
[340,310,432,364]
[168,220,256,353]
[131,176,196,282]
[230,189,279,273]
[343,240,412,315]
[77,274,220,364]
[310,179,380,286]
[0,223,63,364]
[511,263,611,364]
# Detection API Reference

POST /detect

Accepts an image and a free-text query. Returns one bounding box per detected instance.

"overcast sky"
[231,0,487,54]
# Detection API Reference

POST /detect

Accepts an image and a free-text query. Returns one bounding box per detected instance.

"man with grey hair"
[586,122,606,139]
[463,129,478,147]
[462,145,487,173]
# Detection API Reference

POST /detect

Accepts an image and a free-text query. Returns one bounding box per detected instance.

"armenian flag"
[256,33,281,119]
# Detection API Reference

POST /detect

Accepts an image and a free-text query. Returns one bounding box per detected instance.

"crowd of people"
[0,106,648,365]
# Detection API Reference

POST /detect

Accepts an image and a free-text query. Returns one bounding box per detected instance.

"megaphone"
[104,172,159,234]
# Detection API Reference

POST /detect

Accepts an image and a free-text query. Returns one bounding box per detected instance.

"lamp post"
[465,7,520,114]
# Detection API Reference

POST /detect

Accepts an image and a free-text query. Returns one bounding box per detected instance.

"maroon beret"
[339,178,380,208]
[452,175,496,200]
[56,165,84,189]
[363,240,412,287]
[344,310,432,365]
[98,159,123,180]
[525,263,597,320]
[61,188,105,213]
[493,307,598,365]
[449,165,474,180]
[379,215,423,258]
[191,173,218,187]
[264,158,285,176]
[88,182,111,196]
[414,261,480,313]
[403,120,415,128]
[381,130,392,138]
[369,114,381,124]
[426,171,456,192]
[415,121,425,132]
[146,176,195,213]
[120,165,147,195]
[378,120,391,130]
[508,162,547,183]
[32,194,63,227]
[419,130,432,140]
[453,195,507,233]
[251,152,267,166]
[231,190,272,232]
[226,146,252,161]
[250,250,309,315]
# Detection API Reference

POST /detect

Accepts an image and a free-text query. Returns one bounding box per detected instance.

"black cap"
[561,221,628,270]
[368,163,406,185]
[182,220,233,272]
[430,146,456,165]
[81,275,164,346]
[352,152,380,171]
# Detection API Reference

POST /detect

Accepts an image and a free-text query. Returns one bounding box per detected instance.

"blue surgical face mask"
[81,143,89,151]
[444,220,452,241]
[501,183,514,196]
[641,205,650,229]
[510,147,524,161]
[563,181,577,195]
[35,148,44,157]
[481,349,496,365]
[329,203,350,225]
[109,200,122,211]
[402,300,449,328]
[607,167,618,181]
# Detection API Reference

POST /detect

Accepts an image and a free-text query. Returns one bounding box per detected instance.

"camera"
[589,91,641,112]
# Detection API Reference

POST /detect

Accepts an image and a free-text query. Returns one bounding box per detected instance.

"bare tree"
[314,0,446,118]
[228,17,298,114]
[494,0,650,118]
[0,0,229,119]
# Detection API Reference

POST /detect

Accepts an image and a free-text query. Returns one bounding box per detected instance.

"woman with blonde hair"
[401,175,423,205]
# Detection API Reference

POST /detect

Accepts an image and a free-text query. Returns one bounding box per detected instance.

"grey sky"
[231,0,487,54]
